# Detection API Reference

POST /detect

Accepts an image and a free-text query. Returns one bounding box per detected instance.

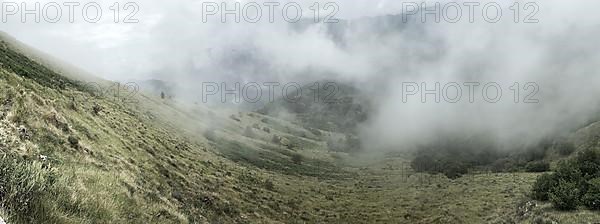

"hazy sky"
[1,0,417,80]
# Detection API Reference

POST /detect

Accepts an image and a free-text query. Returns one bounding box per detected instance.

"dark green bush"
[549,180,580,210]
[68,135,79,148]
[92,104,103,115]
[525,161,550,172]
[441,161,469,179]
[531,148,600,210]
[575,148,600,179]
[582,178,600,210]
[554,160,582,183]
[532,173,556,201]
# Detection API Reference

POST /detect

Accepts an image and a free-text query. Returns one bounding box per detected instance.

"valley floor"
[267,154,600,224]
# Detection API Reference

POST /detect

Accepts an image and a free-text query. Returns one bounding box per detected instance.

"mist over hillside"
[1,0,600,223]
[89,0,600,152]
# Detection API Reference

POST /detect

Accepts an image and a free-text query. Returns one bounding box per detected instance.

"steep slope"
[1,36,220,223]
[0,31,100,83]
[0,34,348,223]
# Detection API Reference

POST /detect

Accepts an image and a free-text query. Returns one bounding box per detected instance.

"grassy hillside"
[0,34,599,223]
[0,36,338,223]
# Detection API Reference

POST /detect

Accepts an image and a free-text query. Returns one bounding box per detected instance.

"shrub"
[68,135,79,147]
[525,161,550,172]
[441,161,469,179]
[582,178,600,210]
[575,148,600,178]
[92,104,102,115]
[530,148,600,211]
[532,173,557,201]
[549,180,580,210]
[529,147,600,210]
[554,160,582,183]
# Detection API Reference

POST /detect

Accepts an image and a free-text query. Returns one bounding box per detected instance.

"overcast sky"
[1,0,420,80]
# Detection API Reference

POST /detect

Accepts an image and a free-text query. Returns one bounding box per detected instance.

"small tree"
[575,148,600,178]
[549,180,580,210]
[554,160,582,183]
[582,178,600,210]
[530,148,600,210]
[532,173,557,201]
[441,161,469,179]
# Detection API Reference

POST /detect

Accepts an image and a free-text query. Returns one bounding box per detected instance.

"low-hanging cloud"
[3,0,600,150]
